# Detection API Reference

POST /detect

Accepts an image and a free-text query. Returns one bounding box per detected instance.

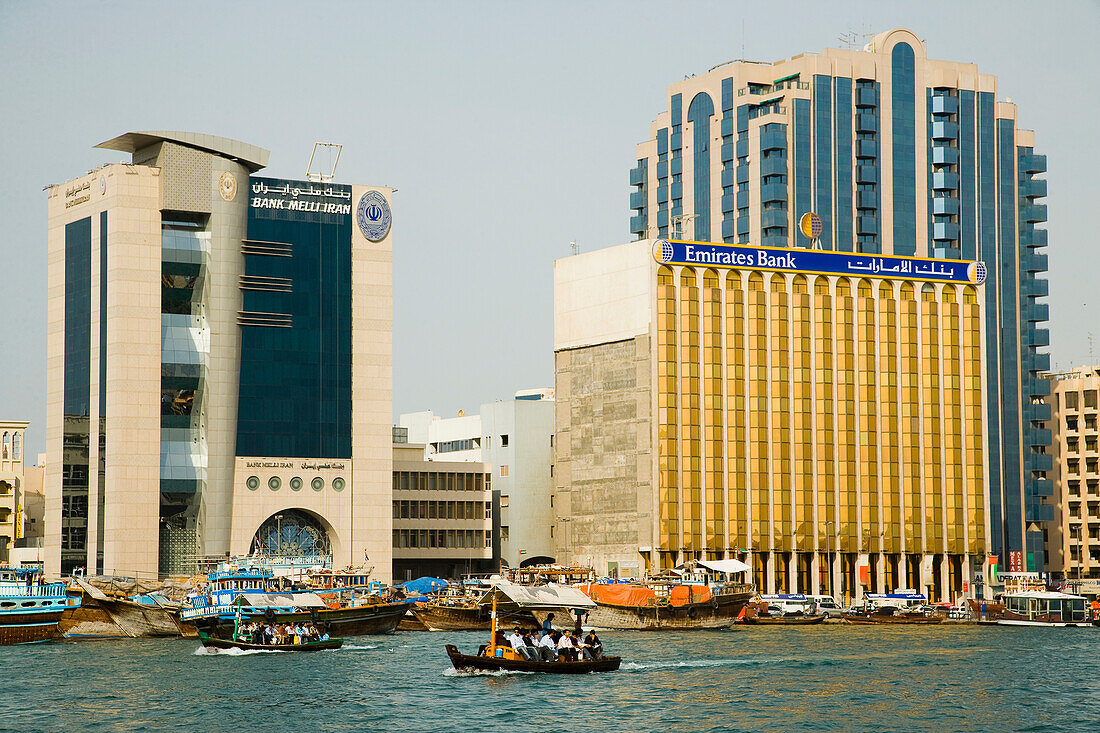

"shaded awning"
[698,559,752,575]
[232,592,329,608]
[489,580,596,610]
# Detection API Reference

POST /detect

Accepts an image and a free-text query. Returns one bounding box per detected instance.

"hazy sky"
[2,0,1097,460]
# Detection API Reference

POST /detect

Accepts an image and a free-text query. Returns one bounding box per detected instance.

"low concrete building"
[1049,367,1100,582]
[0,421,29,564]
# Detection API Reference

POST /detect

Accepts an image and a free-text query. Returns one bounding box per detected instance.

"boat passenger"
[556,631,577,662]
[264,624,275,645]
[536,630,558,661]
[507,627,538,661]
[541,613,555,637]
[583,630,603,659]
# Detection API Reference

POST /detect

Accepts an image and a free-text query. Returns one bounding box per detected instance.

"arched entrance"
[520,555,555,568]
[251,509,333,557]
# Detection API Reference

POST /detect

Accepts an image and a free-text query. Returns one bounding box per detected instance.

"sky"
[1,0,1097,460]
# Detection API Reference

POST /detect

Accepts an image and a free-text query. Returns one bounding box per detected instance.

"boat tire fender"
[687,606,698,620]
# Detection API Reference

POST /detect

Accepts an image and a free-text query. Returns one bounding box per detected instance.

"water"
[3,626,1099,732]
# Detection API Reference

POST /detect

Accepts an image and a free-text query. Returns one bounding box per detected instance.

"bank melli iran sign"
[653,239,986,285]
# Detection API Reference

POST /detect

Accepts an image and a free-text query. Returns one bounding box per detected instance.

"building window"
[1069,481,1081,496]
[501,495,509,508]
[1069,438,1080,453]
[485,503,492,519]
[550,464,554,478]
[1066,392,1080,410]
[1086,390,1098,409]
[550,434,555,447]
[550,494,554,508]
[1069,459,1080,475]
[501,526,510,542]
[1068,416,1079,431]
[550,525,554,538]
[501,434,509,447]
[500,465,509,477]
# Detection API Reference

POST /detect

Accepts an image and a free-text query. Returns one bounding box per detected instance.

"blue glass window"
[891,43,917,255]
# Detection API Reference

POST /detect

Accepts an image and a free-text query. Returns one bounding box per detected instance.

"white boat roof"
[697,559,752,575]
[489,579,596,610]
[1006,590,1085,600]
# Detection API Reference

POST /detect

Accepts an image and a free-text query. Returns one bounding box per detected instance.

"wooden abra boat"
[445,592,620,675]
[742,614,826,625]
[198,630,342,652]
[0,568,81,645]
[843,607,943,624]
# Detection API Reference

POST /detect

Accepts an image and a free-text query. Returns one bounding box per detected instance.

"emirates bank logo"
[653,239,674,264]
[356,191,391,242]
[967,261,987,285]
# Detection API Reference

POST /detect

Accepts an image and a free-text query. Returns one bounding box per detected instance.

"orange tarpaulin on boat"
[669,585,711,606]
[578,583,658,607]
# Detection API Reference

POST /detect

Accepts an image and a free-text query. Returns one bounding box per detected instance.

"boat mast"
[489,593,498,655]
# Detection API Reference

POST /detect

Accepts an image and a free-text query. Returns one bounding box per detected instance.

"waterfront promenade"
[3,626,1097,731]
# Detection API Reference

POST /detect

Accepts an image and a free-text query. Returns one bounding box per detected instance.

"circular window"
[289,476,303,492]
[268,476,281,491]
[332,477,345,492]
[311,477,325,492]
[246,476,260,491]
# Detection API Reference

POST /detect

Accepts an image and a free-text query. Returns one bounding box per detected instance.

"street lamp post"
[275,514,283,556]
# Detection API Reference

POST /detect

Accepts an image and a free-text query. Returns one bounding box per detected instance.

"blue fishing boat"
[0,567,81,645]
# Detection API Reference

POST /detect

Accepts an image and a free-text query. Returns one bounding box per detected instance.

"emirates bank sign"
[653,239,987,285]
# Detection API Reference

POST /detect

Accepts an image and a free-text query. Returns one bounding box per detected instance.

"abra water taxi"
[0,567,81,645]
[983,590,1090,627]
[445,582,621,674]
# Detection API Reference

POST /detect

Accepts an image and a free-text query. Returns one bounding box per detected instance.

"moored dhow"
[0,567,81,645]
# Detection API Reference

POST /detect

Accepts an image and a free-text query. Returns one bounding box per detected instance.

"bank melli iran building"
[45,132,394,581]
[555,28,1052,601]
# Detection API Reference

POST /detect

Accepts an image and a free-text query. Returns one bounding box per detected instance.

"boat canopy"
[488,580,596,610]
[697,559,751,575]
[400,577,449,595]
[232,592,329,608]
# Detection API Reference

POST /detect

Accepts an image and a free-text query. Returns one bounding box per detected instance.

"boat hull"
[445,644,620,674]
[413,604,537,632]
[556,591,752,630]
[742,614,827,625]
[196,601,413,637]
[0,611,66,645]
[198,631,342,652]
[842,614,943,624]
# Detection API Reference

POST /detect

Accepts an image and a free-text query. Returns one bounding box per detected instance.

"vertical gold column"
[702,270,723,554]
[942,286,963,554]
[770,274,791,557]
[878,283,900,552]
[814,277,835,552]
[792,276,812,549]
[900,283,921,552]
[747,273,769,553]
[962,286,985,555]
[921,284,944,552]
[836,279,857,551]
[725,273,746,553]
[680,268,701,554]
[857,280,879,552]
[656,266,678,563]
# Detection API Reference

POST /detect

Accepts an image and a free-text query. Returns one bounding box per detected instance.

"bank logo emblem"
[357,190,391,242]
[967,261,987,285]
[653,239,675,264]
[219,171,237,202]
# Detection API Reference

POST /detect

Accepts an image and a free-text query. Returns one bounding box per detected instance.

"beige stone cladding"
[229,458,355,559]
[0,421,29,563]
[1049,367,1100,580]
[350,185,394,583]
[45,166,162,578]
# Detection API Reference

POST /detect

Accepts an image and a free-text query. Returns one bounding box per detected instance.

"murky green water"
[2,625,1098,732]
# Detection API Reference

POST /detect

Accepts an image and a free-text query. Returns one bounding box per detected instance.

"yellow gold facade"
[654,265,987,600]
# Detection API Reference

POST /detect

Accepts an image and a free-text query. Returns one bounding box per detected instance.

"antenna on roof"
[306,142,343,182]
[570,240,579,256]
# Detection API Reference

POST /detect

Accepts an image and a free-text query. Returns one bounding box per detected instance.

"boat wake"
[620,658,783,671]
[340,644,379,651]
[192,646,286,656]
[442,667,535,678]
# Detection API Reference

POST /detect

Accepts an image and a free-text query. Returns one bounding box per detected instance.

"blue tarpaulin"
[400,577,449,595]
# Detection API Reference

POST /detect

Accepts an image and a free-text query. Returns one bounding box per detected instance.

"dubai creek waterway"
[3,625,1099,732]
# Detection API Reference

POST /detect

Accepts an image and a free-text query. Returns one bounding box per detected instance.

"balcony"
[1024,253,1048,273]
[932,121,959,139]
[1025,503,1055,523]
[670,182,682,200]
[1027,402,1052,422]
[857,139,878,158]
[1021,154,1047,173]
[1023,204,1048,223]
[856,87,877,108]
[629,165,646,186]
[761,209,789,229]
[761,183,787,203]
[736,165,749,184]
[856,114,877,132]
[1022,179,1047,198]
[761,158,787,177]
[721,117,735,137]
[670,133,682,150]
[761,233,789,247]
[933,222,960,241]
[670,157,683,175]
[736,138,750,158]
[932,197,960,216]
[721,167,736,188]
[933,171,959,190]
[1026,302,1049,323]
[1027,327,1050,347]
[721,193,736,213]
[629,214,646,235]
[721,218,736,239]
[761,130,787,151]
[932,95,958,115]
[857,190,877,210]
[736,190,750,209]
[1030,351,1051,372]
[721,143,735,163]
[629,190,646,210]
[932,146,959,166]
[655,185,668,202]
[1021,229,1048,248]
[1029,478,1055,497]
[1029,427,1053,446]
[656,160,668,178]
[1024,278,1049,297]
[656,209,669,227]
[858,216,879,235]
[858,166,878,184]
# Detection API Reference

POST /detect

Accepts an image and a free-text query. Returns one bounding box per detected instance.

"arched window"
[12,433,20,461]
[2,433,8,461]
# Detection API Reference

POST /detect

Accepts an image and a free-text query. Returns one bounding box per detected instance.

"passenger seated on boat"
[541,613,555,637]
[555,631,577,662]
[263,624,275,645]
[507,627,538,661]
[536,631,558,661]
[582,630,602,659]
